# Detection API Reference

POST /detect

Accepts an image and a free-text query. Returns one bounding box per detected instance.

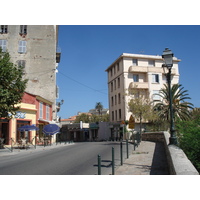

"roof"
[61,116,77,122]
[105,53,181,72]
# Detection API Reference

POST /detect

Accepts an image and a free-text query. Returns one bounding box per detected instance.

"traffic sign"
[128,115,135,129]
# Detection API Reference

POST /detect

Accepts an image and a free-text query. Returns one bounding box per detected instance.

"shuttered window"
[0,40,7,52]
[20,25,27,35]
[18,41,27,53]
[0,25,8,33]
[152,74,159,83]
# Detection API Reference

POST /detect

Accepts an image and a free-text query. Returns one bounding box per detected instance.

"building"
[0,25,60,121]
[60,122,111,142]
[105,53,180,132]
[0,92,53,145]
[88,108,109,115]
[60,116,77,125]
[0,25,60,145]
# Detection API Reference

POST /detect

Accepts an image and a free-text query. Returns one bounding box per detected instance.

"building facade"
[0,25,60,145]
[0,92,53,145]
[105,53,180,131]
[0,25,60,121]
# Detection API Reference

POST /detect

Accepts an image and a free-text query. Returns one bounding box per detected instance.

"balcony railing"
[129,82,149,89]
[129,66,176,74]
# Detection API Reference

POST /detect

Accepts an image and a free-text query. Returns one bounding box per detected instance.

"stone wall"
[142,131,199,175]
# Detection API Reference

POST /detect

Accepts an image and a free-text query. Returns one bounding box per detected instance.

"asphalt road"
[0,141,134,175]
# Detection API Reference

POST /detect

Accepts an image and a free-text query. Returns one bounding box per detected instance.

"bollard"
[11,138,13,152]
[35,136,37,149]
[126,139,129,159]
[98,155,101,175]
[120,141,123,166]
[112,147,115,175]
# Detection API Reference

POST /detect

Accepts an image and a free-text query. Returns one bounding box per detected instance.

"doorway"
[0,122,9,144]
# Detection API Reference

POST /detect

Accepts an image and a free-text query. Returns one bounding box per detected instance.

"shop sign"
[14,111,26,119]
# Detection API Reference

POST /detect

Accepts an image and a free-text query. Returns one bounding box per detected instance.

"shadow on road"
[93,160,112,168]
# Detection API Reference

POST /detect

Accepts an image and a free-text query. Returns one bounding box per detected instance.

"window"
[132,59,138,66]
[39,102,43,118]
[111,96,114,106]
[0,25,8,34]
[0,40,7,52]
[115,95,117,105]
[111,82,113,92]
[152,74,159,83]
[117,63,120,71]
[118,93,121,104]
[153,90,160,100]
[148,60,155,66]
[46,105,50,120]
[110,68,113,77]
[118,77,120,88]
[18,41,27,53]
[20,25,27,35]
[119,109,122,120]
[112,111,114,121]
[18,60,26,67]
[17,60,26,74]
[133,74,139,82]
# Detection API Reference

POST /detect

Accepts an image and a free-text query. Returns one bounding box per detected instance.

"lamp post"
[162,48,177,145]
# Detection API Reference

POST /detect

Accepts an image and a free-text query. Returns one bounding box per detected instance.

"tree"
[0,49,27,118]
[128,89,158,133]
[176,117,200,172]
[154,84,194,122]
[75,113,91,123]
[95,102,103,116]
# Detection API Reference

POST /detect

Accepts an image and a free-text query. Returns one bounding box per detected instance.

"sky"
[56,25,200,119]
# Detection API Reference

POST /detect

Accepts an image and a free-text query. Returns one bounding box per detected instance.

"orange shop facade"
[0,92,53,146]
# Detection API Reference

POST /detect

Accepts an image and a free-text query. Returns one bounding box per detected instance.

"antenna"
[139,50,145,54]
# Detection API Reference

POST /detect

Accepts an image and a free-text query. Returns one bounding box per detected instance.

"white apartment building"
[106,53,180,131]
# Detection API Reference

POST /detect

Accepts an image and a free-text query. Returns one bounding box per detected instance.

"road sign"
[128,115,135,129]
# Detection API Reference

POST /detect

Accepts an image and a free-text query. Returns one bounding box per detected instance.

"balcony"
[129,82,149,89]
[56,46,61,63]
[129,66,148,73]
[129,66,176,74]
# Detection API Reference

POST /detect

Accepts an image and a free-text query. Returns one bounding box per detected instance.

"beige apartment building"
[106,53,180,131]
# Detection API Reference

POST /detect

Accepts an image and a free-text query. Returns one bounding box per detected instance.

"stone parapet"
[142,131,199,175]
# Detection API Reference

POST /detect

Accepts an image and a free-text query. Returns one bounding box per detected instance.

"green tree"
[0,49,27,118]
[176,118,200,172]
[75,113,90,123]
[154,84,194,122]
[128,89,158,133]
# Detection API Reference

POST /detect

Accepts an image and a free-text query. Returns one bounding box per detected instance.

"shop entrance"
[0,120,9,144]
[16,120,30,142]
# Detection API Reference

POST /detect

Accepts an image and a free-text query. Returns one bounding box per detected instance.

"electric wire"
[59,70,108,95]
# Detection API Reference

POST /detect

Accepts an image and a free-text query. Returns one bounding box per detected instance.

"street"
[0,141,134,175]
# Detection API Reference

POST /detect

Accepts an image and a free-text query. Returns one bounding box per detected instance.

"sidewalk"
[0,142,74,157]
[115,141,169,175]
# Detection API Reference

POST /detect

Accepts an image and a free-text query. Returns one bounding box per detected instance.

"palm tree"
[154,84,194,122]
[95,102,103,116]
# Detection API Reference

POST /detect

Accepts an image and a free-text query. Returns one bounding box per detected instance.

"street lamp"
[162,48,177,145]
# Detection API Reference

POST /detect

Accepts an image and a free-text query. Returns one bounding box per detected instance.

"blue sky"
[57,25,200,119]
